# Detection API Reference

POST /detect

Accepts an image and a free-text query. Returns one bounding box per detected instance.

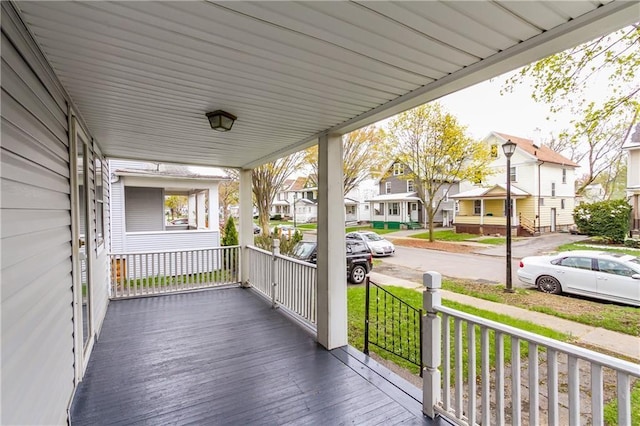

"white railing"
[422,272,640,426]
[247,241,317,326]
[110,246,240,298]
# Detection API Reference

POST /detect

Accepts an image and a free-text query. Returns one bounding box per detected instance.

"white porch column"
[196,190,206,229]
[317,133,347,350]
[207,184,219,231]
[239,168,253,287]
[480,199,485,225]
[188,193,196,226]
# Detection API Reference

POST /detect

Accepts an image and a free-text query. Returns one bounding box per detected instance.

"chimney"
[532,128,542,149]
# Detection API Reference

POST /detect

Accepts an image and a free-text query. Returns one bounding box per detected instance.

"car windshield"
[291,242,315,259]
[628,257,640,266]
[363,233,383,242]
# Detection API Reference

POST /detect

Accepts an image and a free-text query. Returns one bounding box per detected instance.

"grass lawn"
[410,229,505,245]
[442,279,640,337]
[558,242,640,257]
[296,223,317,229]
[604,382,640,426]
[347,285,572,376]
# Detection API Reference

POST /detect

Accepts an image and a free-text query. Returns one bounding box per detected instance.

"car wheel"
[536,275,562,294]
[349,265,367,284]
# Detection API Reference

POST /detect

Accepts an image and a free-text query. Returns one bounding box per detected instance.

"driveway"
[472,232,587,258]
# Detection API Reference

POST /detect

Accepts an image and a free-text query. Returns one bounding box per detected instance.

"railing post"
[271,238,280,309]
[422,271,442,419]
[364,276,370,355]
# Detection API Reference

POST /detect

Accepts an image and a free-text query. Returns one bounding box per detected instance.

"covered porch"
[70,287,438,425]
[3,1,639,425]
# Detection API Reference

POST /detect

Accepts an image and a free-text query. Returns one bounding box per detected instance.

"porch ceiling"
[13,1,638,169]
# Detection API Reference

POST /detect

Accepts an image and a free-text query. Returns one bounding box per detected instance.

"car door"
[595,259,640,305]
[553,256,597,296]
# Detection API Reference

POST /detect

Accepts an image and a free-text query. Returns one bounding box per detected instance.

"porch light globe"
[502,139,516,157]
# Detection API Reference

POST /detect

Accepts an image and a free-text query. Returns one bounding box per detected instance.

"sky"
[437,69,576,143]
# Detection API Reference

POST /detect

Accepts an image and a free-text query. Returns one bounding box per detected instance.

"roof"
[366,192,422,202]
[450,184,530,199]
[12,1,636,169]
[493,132,579,167]
[623,123,640,150]
[344,197,358,205]
[289,177,308,191]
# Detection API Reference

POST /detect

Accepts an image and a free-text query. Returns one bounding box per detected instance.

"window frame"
[407,179,415,192]
[94,151,106,252]
[392,163,404,176]
[388,202,399,216]
[562,168,567,184]
[385,181,391,194]
[509,166,517,182]
[473,200,481,215]
[551,182,556,197]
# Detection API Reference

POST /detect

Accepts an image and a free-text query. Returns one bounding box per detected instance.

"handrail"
[111,245,240,256]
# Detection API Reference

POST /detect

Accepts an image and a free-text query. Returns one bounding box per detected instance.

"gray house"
[2,2,637,425]
[368,161,458,229]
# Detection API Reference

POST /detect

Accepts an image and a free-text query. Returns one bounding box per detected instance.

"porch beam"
[317,133,348,350]
[239,168,253,287]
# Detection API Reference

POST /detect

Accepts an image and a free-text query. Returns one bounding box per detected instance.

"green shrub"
[624,238,640,249]
[270,214,282,220]
[254,230,303,256]
[573,200,631,243]
[222,216,239,246]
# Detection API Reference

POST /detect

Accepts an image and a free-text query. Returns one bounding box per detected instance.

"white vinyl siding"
[125,187,164,232]
[1,8,74,424]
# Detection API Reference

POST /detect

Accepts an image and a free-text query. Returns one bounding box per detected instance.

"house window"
[388,202,399,215]
[561,199,566,209]
[94,156,105,248]
[364,204,369,210]
[393,163,404,176]
[503,199,514,217]
[378,203,384,215]
[407,179,415,192]
[510,166,517,182]
[490,144,498,158]
[540,197,545,206]
[473,200,481,215]
[385,182,391,194]
[562,168,567,184]
[551,182,556,197]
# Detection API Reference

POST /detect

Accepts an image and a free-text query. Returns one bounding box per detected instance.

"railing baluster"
[481,326,490,426]
[454,318,463,419]
[442,313,451,411]
[511,336,521,426]
[568,355,580,426]
[547,349,559,425]
[617,371,631,426]
[467,322,476,425]
[528,342,539,426]
[591,363,603,425]
[495,331,505,426]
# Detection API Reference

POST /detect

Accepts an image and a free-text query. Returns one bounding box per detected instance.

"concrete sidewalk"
[369,271,640,362]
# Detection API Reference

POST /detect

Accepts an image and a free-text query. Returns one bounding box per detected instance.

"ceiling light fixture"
[206,110,237,132]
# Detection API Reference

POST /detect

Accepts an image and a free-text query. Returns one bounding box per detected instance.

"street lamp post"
[293,197,298,228]
[502,139,517,293]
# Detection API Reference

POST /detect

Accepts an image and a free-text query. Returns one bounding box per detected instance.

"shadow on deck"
[70,287,449,425]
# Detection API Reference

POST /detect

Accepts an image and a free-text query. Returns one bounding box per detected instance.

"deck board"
[71,287,447,425]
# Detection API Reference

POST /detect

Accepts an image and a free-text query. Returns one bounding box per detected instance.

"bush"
[270,214,282,221]
[254,230,303,256]
[624,238,640,249]
[222,216,239,246]
[573,199,631,243]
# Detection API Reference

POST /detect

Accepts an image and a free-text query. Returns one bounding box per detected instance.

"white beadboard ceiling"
[14,1,639,169]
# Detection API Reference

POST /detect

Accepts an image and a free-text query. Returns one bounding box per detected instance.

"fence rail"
[422,271,640,425]
[365,277,423,373]
[247,243,317,326]
[110,246,240,298]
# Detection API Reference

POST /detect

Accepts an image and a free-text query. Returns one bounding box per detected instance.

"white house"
[2,2,636,425]
[110,160,226,253]
[452,132,579,235]
[624,123,640,236]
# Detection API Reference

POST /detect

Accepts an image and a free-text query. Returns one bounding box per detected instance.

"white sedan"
[517,250,640,307]
[346,231,395,257]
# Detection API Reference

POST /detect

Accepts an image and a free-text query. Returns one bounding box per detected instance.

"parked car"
[290,240,373,284]
[170,218,189,225]
[346,231,395,257]
[253,223,261,234]
[272,224,300,240]
[517,250,640,306]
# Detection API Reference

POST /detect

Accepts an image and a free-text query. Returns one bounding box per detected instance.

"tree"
[218,172,239,223]
[504,25,640,193]
[304,125,390,195]
[221,216,238,246]
[388,103,493,242]
[164,195,187,221]
[253,153,305,234]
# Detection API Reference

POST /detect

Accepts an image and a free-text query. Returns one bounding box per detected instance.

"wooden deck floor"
[70,287,448,425]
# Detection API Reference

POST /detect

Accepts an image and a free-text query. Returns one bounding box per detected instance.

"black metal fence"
[364,277,423,374]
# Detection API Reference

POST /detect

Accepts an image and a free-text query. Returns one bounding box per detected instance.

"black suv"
[290,240,373,284]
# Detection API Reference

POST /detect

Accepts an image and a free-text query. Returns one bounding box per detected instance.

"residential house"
[110,160,226,253]
[624,123,640,236]
[345,178,378,223]
[2,2,636,425]
[368,161,458,229]
[452,132,579,235]
[578,183,606,204]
